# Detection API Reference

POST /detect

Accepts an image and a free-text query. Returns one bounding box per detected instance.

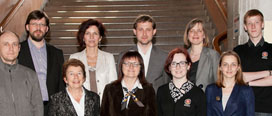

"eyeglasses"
[123,62,140,67]
[29,23,47,27]
[171,61,187,68]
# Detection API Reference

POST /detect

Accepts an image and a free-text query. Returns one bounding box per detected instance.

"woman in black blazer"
[100,51,157,116]
[157,47,206,116]
[205,51,254,116]
[48,59,100,116]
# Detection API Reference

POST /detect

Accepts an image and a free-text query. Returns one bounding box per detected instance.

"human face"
[169,53,190,79]
[188,23,205,46]
[244,15,264,40]
[84,26,102,48]
[133,22,156,46]
[0,32,20,65]
[26,18,48,42]
[64,66,85,90]
[220,55,239,79]
[122,58,141,79]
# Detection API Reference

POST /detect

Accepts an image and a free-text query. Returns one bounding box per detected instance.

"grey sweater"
[0,59,43,116]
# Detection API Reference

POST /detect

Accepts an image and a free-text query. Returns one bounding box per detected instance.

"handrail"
[214,0,227,23]
[212,0,227,54]
[213,31,227,54]
[0,0,25,30]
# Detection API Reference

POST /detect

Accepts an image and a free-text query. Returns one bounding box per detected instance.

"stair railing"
[212,0,227,54]
[0,0,25,32]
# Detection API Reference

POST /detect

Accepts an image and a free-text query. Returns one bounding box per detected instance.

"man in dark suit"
[18,10,65,115]
[118,14,169,92]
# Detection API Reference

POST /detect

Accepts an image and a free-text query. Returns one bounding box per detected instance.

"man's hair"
[244,9,264,24]
[25,10,50,36]
[133,14,156,29]
[0,31,20,42]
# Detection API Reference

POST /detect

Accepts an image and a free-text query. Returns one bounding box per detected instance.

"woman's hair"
[164,47,192,79]
[116,50,148,85]
[183,18,209,48]
[62,59,86,79]
[77,19,106,50]
[216,51,246,88]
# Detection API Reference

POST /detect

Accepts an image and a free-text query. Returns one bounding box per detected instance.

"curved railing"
[0,0,25,32]
[212,0,227,54]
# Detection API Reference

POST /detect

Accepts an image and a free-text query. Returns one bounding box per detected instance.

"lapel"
[84,88,94,116]
[146,46,156,82]
[212,86,224,115]
[96,49,103,71]
[224,84,239,116]
[111,83,124,110]
[46,44,52,83]
[63,89,78,116]
[195,47,209,80]
[22,41,36,71]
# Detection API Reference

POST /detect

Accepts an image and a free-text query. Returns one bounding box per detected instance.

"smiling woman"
[100,51,156,116]
[48,59,100,116]
[157,47,206,116]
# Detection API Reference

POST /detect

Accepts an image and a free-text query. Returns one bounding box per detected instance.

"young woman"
[183,18,220,91]
[157,47,206,116]
[100,51,156,116]
[205,51,255,116]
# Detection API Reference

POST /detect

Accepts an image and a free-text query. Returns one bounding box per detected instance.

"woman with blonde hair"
[205,51,254,116]
[183,18,220,91]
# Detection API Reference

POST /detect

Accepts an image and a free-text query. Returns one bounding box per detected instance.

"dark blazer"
[157,83,206,116]
[205,84,255,116]
[188,47,220,91]
[18,40,65,97]
[48,87,100,116]
[100,82,157,116]
[118,45,170,92]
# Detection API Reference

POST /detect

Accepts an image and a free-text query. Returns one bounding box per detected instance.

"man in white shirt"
[118,14,169,92]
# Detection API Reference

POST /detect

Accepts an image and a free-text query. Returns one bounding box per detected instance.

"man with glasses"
[18,10,65,115]
[118,15,169,92]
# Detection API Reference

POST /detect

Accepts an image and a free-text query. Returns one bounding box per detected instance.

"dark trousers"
[44,101,49,116]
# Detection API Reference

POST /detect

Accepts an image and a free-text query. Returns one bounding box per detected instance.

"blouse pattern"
[169,81,194,103]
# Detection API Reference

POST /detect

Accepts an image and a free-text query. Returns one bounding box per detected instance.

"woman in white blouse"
[69,19,117,99]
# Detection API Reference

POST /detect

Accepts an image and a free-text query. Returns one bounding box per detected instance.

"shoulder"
[152,46,168,56]
[192,85,205,94]
[85,89,100,100]
[70,50,84,58]
[203,47,220,57]
[98,50,114,58]
[233,43,247,52]
[46,43,63,53]
[50,90,66,101]
[205,83,218,92]
[17,64,37,77]
[238,85,253,94]
[157,83,169,94]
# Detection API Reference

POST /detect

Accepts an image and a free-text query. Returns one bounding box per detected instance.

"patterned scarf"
[121,87,144,110]
[169,81,194,103]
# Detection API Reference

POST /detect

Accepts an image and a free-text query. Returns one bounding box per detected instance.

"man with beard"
[18,10,65,116]
[118,14,169,92]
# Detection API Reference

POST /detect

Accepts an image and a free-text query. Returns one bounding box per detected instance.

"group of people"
[0,8,271,116]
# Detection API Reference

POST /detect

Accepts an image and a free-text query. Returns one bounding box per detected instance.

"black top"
[157,83,206,116]
[189,60,199,84]
[233,38,272,113]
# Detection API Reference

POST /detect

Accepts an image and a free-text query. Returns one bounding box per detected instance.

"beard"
[29,30,46,42]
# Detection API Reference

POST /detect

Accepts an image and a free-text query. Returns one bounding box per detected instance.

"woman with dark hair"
[69,19,117,100]
[48,59,100,116]
[157,47,206,116]
[183,18,220,91]
[205,51,254,116]
[100,51,156,116]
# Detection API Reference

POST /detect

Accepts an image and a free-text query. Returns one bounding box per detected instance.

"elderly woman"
[157,47,206,116]
[100,51,156,116]
[48,59,100,116]
[205,51,254,116]
[69,19,117,99]
[183,18,220,91]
